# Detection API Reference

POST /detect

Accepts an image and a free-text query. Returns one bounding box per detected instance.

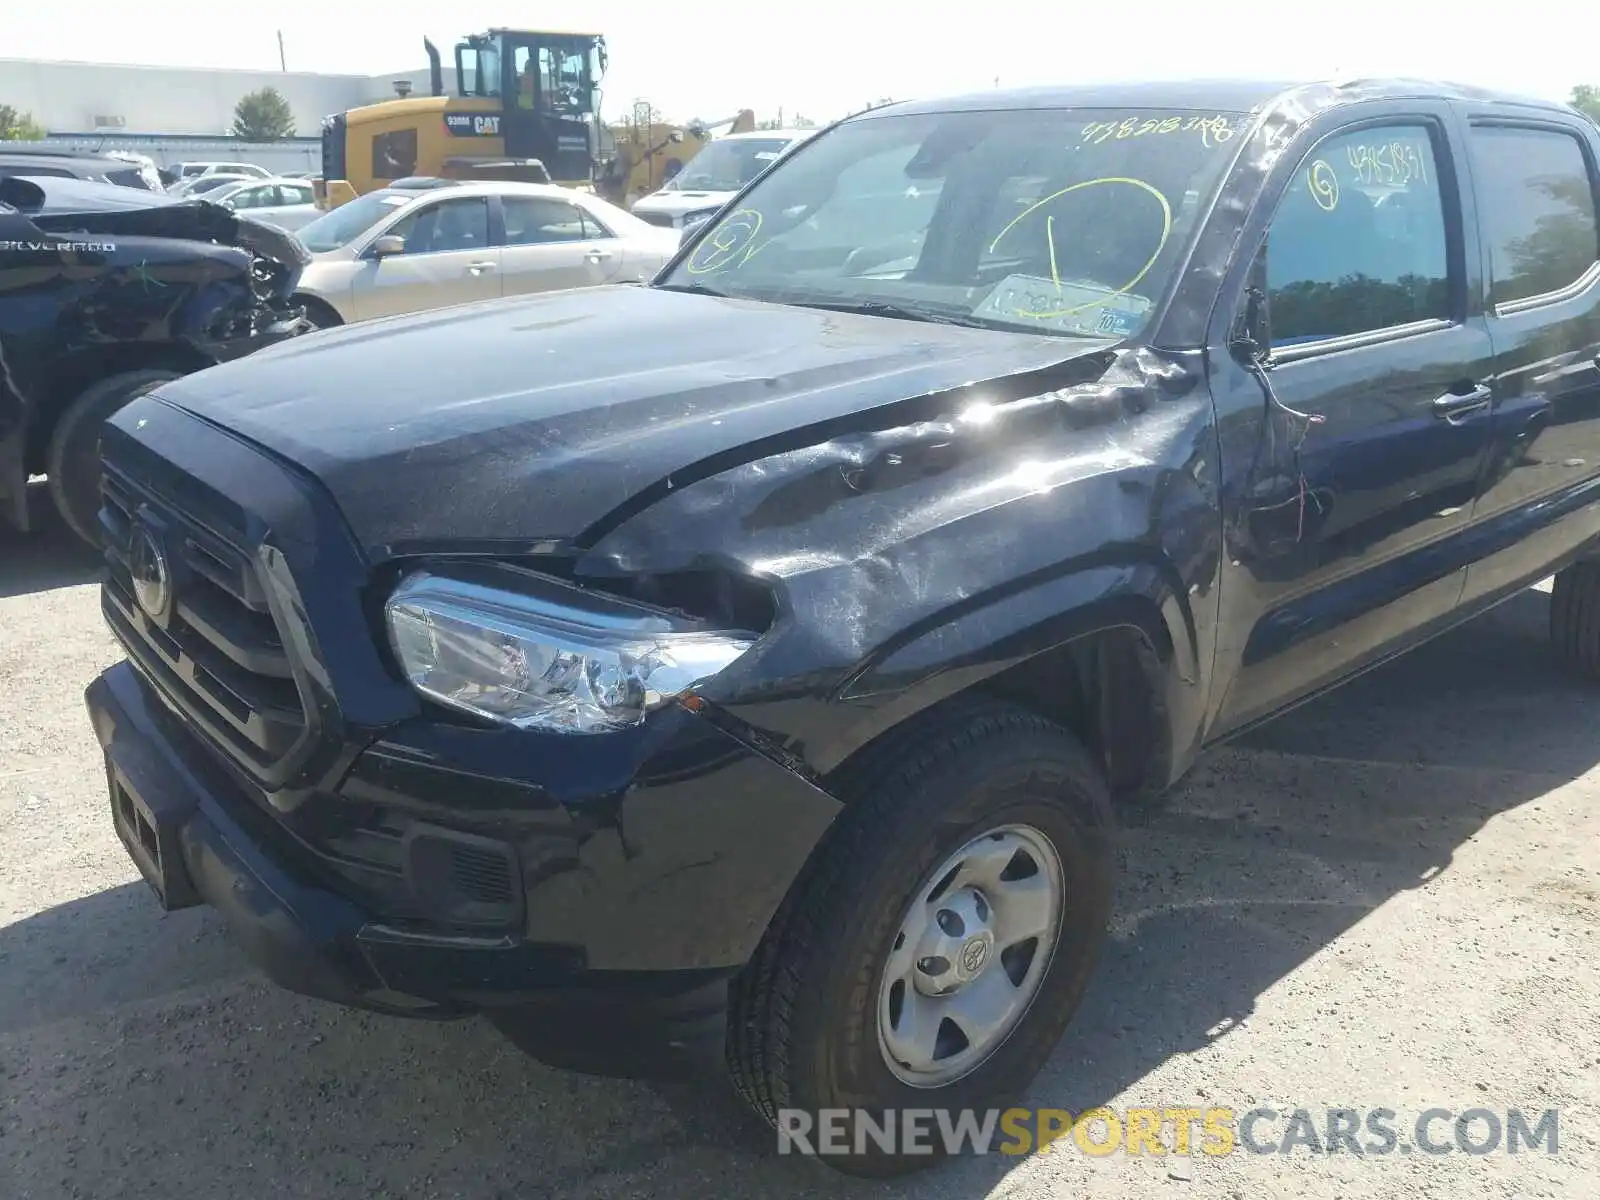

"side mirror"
[370,234,406,258]
[669,130,685,144]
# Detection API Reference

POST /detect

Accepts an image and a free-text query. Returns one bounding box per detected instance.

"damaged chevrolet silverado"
[0,175,308,542]
[86,78,1600,1173]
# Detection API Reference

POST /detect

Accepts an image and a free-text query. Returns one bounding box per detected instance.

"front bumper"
[86,658,841,1071]
[90,662,486,1018]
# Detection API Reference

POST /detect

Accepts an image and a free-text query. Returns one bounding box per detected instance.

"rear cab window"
[1467,124,1600,309]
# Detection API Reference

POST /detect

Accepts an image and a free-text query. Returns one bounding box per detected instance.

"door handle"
[1431,383,1492,423]
[584,247,613,262]
[466,260,495,274]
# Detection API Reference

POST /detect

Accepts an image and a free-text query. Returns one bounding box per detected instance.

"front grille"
[636,210,677,229]
[100,464,310,778]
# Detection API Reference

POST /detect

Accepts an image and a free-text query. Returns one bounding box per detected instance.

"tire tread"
[1551,563,1600,679]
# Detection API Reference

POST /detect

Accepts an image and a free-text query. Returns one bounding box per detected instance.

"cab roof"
[873,77,1572,119]
[482,26,604,39]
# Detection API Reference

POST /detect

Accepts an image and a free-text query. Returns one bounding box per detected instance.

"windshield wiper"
[656,285,1102,338]
[654,280,732,297]
[780,297,998,330]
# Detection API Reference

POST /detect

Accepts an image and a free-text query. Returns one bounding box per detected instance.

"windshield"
[668,138,797,192]
[296,189,413,252]
[660,107,1245,340]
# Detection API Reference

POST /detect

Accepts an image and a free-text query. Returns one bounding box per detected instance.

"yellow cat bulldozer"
[315,28,613,209]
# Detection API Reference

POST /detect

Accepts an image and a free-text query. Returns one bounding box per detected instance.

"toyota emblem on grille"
[129,523,171,619]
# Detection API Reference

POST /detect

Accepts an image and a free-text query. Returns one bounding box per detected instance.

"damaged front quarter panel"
[573,344,1225,788]
[0,175,309,528]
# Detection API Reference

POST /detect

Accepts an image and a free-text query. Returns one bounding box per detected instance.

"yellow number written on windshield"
[1078,114,1239,148]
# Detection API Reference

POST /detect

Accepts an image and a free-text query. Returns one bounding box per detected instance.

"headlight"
[680,208,719,232]
[385,569,756,733]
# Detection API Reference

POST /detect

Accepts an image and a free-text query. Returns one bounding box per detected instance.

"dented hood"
[150,284,1114,558]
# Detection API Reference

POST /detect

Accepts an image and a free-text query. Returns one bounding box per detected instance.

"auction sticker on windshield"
[973,275,1151,337]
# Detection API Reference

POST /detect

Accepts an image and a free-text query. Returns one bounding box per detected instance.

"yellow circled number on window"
[685,208,763,274]
[1307,159,1339,211]
[987,177,1173,319]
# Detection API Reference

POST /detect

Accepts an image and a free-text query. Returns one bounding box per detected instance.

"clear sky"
[4,0,1594,125]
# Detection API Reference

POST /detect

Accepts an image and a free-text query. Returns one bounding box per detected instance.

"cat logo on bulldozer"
[445,114,500,137]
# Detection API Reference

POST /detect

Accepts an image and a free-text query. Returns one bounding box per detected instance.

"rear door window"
[501,196,586,244]
[1468,125,1600,306]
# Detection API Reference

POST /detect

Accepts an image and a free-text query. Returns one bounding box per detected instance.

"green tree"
[0,105,47,141]
[231,88,295,141]
[1570,85,1600,124]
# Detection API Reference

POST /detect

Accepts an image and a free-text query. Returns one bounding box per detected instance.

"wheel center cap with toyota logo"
[959,933,993,977]
[129,522,172,620]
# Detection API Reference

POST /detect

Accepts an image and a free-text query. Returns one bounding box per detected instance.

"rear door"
[1454,115,1600,604]
[346,195,500,321]
[496,194,618,295]
[1208,103,1500,735]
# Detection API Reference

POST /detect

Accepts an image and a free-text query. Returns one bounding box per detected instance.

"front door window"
[383,197,491,254]
[1264,125,1450,345]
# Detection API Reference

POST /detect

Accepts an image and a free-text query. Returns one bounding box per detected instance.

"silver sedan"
[205,177,322,232]
[290,180,682,326]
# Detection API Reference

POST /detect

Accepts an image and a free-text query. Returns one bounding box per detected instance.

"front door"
[347,195,500,321]
[500,42,547,166]
[1209,109,1498,736]
[497,194,619,295]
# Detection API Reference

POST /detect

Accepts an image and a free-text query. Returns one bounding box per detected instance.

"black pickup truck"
[85,78,1600,1174]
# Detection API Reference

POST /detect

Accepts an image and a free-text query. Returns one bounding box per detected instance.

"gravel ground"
[2,503,1597,1200]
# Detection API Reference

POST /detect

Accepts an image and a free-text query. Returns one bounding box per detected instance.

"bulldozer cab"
[451,29,606,184]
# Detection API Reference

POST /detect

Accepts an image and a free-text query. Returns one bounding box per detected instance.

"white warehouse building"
[0,56,455,138]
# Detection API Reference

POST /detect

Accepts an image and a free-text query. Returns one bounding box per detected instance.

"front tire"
[47,368,183,546]
[727,697,1115,1177]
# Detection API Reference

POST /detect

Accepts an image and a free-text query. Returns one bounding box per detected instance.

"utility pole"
[277,30,287,72]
